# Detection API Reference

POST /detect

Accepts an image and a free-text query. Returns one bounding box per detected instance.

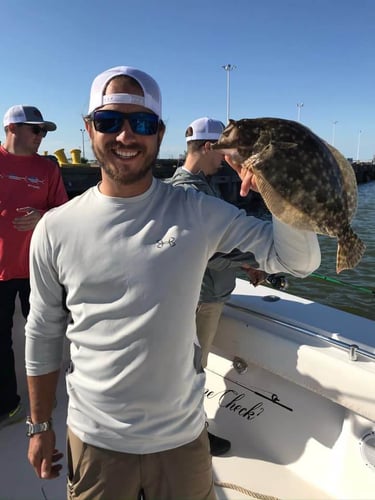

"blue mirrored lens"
[93,111,159,135]
[128,114,159,135]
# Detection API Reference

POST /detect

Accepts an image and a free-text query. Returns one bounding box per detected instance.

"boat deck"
[1,362,330,500]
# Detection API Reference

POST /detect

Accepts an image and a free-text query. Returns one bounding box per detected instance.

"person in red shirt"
[0,105,68,429]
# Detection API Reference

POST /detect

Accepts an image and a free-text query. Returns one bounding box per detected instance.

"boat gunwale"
[225,301,375,362]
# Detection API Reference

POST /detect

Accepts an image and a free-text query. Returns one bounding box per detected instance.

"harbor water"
[241,181,375,321]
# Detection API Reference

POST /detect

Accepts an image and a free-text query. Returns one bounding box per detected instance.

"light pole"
[332,121,338,146]
[296,102,304,122]
[80,128,86,159]
[222,64,236,123]
[356,129,362,162]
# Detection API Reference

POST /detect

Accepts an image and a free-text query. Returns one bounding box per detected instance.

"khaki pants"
[67,427,216,500]
[196,302,224,368]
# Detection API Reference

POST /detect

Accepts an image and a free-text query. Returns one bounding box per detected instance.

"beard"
[92,141,161,186]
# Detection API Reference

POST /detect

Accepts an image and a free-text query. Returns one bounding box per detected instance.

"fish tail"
[336,227,366,274]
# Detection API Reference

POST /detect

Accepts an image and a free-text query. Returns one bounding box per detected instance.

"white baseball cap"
[3,105,56,131]
[88,66,162,118]
[185,117,225,142]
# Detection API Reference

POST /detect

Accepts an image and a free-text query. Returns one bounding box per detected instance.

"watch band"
[26,416,53,437]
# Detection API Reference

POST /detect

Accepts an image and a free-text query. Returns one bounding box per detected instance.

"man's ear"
[8,123,18,134]
[84,119,94,139]
[157,123,166,145]
[203,141,212,153]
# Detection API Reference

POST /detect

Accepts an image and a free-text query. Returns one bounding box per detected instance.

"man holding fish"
[25,66,320,499]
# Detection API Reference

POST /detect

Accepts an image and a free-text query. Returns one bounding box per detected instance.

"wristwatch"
[26,416,53,437]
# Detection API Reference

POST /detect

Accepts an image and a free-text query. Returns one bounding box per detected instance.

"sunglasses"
[22,123,48,137]
[90,110,160,136]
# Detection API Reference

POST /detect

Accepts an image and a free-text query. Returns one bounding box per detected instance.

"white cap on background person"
[185,117,225,142]
[3,105,56,131]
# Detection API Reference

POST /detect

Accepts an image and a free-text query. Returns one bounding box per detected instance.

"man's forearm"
[27,371,60,422]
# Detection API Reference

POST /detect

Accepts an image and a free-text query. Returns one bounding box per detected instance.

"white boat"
[2,278,375,500]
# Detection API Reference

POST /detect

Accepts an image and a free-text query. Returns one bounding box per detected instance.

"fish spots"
[212,118,366,273]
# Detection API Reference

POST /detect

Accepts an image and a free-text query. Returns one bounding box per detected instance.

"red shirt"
[0,146,68,280]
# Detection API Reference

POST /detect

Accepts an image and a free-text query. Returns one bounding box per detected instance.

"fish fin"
[336,227,366,273]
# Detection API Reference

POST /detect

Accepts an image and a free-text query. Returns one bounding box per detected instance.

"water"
[241,181,375,321]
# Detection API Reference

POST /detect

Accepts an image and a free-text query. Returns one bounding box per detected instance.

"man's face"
[203,146,225,176]
[86,78,164,193]
[13,123,47,155]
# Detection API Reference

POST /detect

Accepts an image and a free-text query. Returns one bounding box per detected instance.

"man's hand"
[28,430,64,479]
[241,264,268,287]
[13,207,42,231]
[224,155,259,197]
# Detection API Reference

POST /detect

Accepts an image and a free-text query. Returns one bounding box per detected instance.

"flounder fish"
[211,118,365,273]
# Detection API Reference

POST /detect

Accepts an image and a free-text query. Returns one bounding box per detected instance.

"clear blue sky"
[1,0,374,161]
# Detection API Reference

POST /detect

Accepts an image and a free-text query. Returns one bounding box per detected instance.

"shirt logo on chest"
[156,237,176,248]
[1,173,45,189]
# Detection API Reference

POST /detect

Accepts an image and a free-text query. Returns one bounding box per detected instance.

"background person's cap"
[3,105,56,131]
[88,66,162,118]
[186,117,225,142]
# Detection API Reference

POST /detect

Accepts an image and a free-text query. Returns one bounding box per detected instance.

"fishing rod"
[310,272,375,295]
[264,272,374,295]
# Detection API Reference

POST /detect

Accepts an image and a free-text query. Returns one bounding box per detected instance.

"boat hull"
[209,279,375,499]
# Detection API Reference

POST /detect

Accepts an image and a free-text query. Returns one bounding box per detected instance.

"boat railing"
[225,301,375,362]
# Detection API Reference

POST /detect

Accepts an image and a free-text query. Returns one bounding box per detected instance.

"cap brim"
[24,120,56,131]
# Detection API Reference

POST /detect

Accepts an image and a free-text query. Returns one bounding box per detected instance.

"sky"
[0,0,374,161]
